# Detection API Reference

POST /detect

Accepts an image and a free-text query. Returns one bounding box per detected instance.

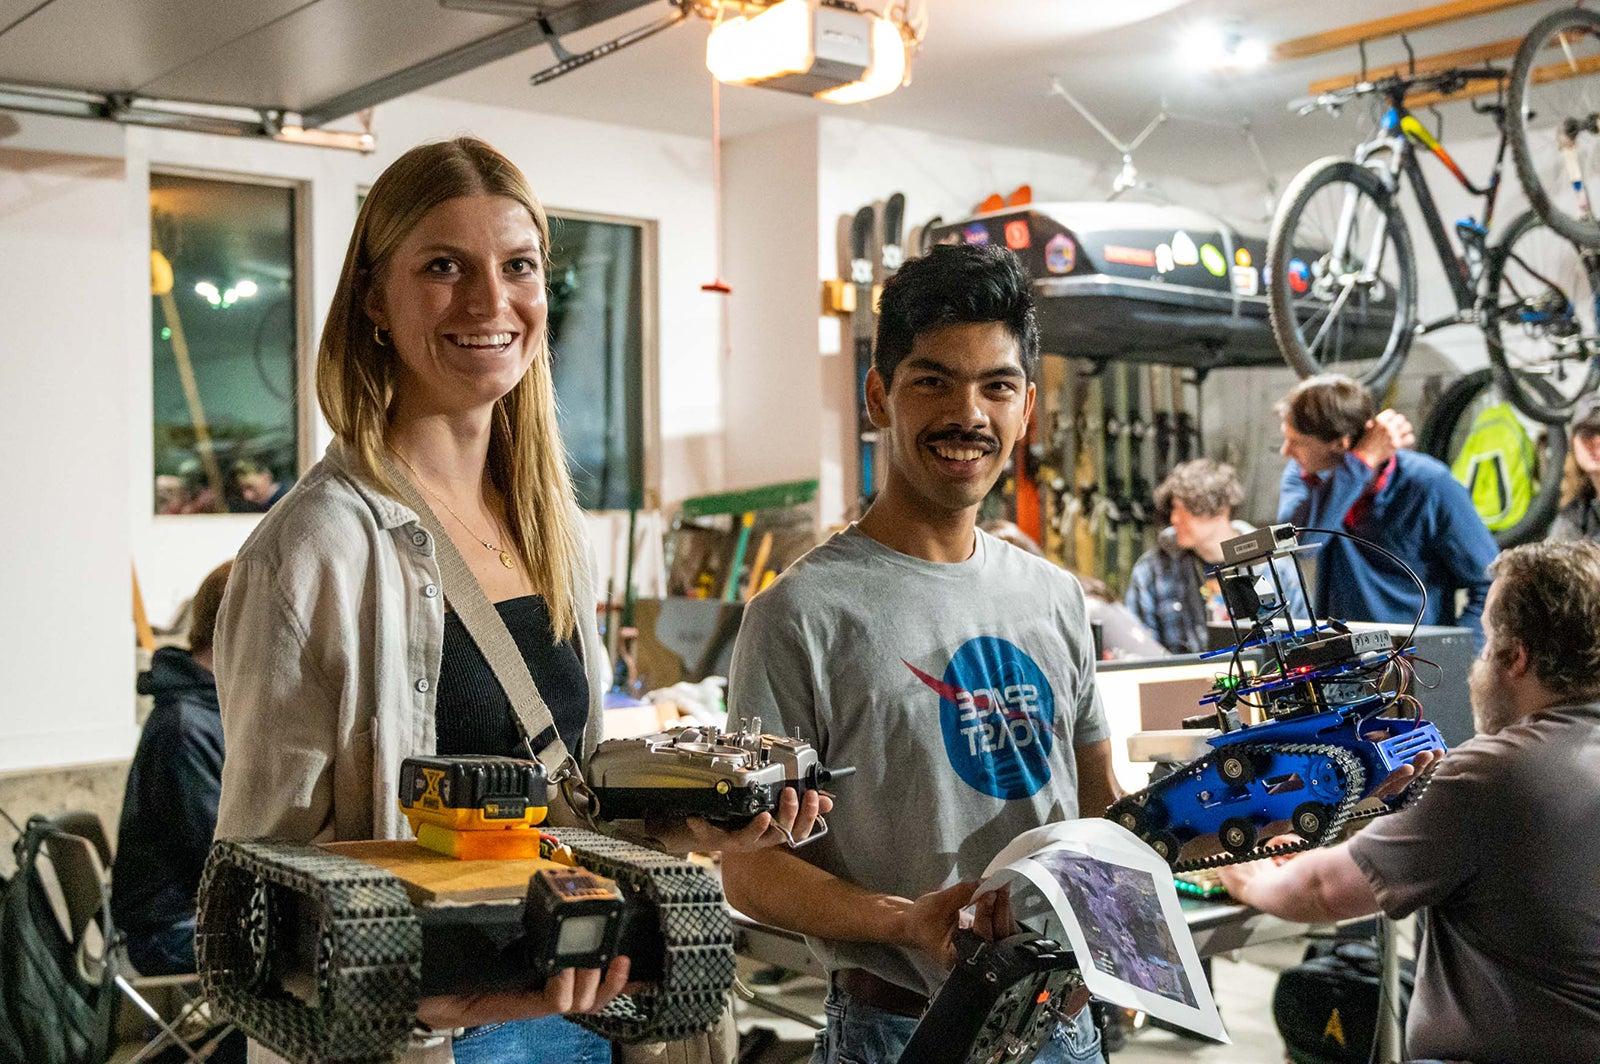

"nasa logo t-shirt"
[728,525,1107,996]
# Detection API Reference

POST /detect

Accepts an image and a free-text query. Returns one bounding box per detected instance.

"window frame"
[147,165,314,518]
[544,205,661,511]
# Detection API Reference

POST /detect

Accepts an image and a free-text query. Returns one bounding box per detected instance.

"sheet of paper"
[977,818,1229,1043]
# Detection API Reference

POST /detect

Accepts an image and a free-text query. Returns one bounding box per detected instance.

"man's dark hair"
[874,243,1040,386]
[1275,374,1375,445]
[1487,540,1600,699]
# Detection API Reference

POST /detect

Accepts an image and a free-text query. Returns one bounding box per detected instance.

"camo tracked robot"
[196,756,734,1064]
[588,718,852,843]
[1106,525,1447,873]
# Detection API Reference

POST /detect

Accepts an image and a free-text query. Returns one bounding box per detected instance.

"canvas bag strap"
[380,455,573,776]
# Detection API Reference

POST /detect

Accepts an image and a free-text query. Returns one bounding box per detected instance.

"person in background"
[983,518,1165,658]
[1219,540,1600,1062]
[113,560,232,976]
[1277,374,1497,645]
[1548,392,1600,542]
[231,457,288,511]
[1125,458,1308,655]
[112,560,245,1062]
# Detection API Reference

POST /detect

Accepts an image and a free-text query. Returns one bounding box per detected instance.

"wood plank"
[323,839,550,905]
[1307,36,1522,95]
[1408,50,1600,108]
[1275,0,1545,63]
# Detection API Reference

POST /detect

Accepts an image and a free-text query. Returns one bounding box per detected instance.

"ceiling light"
[705,0,912,103]
[1194,26,1267,72]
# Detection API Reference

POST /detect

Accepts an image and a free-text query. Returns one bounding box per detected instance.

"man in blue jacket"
[1277,375,1496,645]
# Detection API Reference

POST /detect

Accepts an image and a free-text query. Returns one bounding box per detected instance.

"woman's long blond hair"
[317,137,584,641]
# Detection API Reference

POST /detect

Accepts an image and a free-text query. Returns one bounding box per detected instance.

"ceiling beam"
[1274,0,1546,63]
[1407,50,1600,108]
[300,0,657,127]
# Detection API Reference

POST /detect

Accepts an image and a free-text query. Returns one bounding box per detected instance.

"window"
[547,212,647,511]
[149,173,299,514]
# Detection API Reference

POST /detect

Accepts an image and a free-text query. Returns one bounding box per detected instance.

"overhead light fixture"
[1194,26,1268,72]
[705,0,913,104]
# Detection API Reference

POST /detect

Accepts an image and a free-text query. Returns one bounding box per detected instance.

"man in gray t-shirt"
[1221,540,1600,1063]
[722,244,1117,1064]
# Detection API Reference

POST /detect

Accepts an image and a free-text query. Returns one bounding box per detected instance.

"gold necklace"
[393,451,515,569]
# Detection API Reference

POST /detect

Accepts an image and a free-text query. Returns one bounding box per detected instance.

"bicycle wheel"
[1268,157,1415,394]
[1484,209,1600,424]
[1419,367,1567,546]
[1508,6,1600,248]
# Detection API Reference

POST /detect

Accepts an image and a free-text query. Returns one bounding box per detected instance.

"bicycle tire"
[1483,208,1600,424]
[1508,6,1600,249]
[1419,367,1566,546]
[1268,156,1416,394]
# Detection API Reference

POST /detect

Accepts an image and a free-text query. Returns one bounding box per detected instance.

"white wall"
[0,94,723,771]
[0,147,137,772]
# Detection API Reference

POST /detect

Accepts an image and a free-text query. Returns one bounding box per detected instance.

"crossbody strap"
[380,456,573,776]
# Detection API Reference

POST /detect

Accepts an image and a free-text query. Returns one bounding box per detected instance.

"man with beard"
[1220,540,1600,1063]
[721,244,1114,1063]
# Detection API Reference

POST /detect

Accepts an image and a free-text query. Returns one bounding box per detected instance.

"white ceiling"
[430,0,1581,183]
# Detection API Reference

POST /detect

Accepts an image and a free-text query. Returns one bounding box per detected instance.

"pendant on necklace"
[499,550,514,569]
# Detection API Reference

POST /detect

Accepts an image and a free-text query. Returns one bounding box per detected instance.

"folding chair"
[39,816,232,1063]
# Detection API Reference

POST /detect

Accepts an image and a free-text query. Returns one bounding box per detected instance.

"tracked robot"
[587,718,854,845]
[196,755,735,1064]
[1107,524,1447,872]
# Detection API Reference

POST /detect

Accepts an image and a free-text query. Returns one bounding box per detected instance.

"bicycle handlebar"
[1290,65,1508,116]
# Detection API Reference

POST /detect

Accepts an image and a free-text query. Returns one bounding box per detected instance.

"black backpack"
[1274,939,1416,1064]
[0,815,119,1064]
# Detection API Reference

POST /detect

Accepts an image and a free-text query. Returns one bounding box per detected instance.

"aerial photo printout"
[1032,848,1198,1008]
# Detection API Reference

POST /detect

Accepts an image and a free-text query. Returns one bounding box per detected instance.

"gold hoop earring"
[373,324,389,347]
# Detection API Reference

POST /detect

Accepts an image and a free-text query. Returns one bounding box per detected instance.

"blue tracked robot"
[1106,524,1447,871]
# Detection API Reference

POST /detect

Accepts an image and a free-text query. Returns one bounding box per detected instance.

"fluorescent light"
[705,0,814,85]
[234,278,258,298]
[817,14,907,104]
[193,280,219,301]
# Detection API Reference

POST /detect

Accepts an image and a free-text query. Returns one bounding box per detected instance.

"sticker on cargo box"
[1045,232,1077,274]
[1171,231,1199,267]
[1104,244,1157,268]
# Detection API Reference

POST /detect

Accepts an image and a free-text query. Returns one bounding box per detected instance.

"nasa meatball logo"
[904,637,1056,800]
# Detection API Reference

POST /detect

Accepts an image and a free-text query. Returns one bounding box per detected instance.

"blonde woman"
[1549,393,1600,542]
[214,138,825,1064]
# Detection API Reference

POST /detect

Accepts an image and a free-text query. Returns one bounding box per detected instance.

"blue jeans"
[451,1017,612,1064]
[810,983,1102,1064]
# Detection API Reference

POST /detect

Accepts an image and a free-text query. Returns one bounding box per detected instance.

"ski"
[1151,364,1174,484]
[850,204,877,513]
[1114,364,1138,591]
[867,193,906,509]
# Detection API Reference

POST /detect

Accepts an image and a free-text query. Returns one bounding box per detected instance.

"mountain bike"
[1504,4,1600,421]
[1268,67,1600,422]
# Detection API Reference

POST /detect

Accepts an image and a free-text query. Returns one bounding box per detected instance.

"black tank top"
[434,595,589,760]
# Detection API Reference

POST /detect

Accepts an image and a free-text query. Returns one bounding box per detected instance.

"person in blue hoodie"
[1277,375,1497,645]
[112,560,232,978]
